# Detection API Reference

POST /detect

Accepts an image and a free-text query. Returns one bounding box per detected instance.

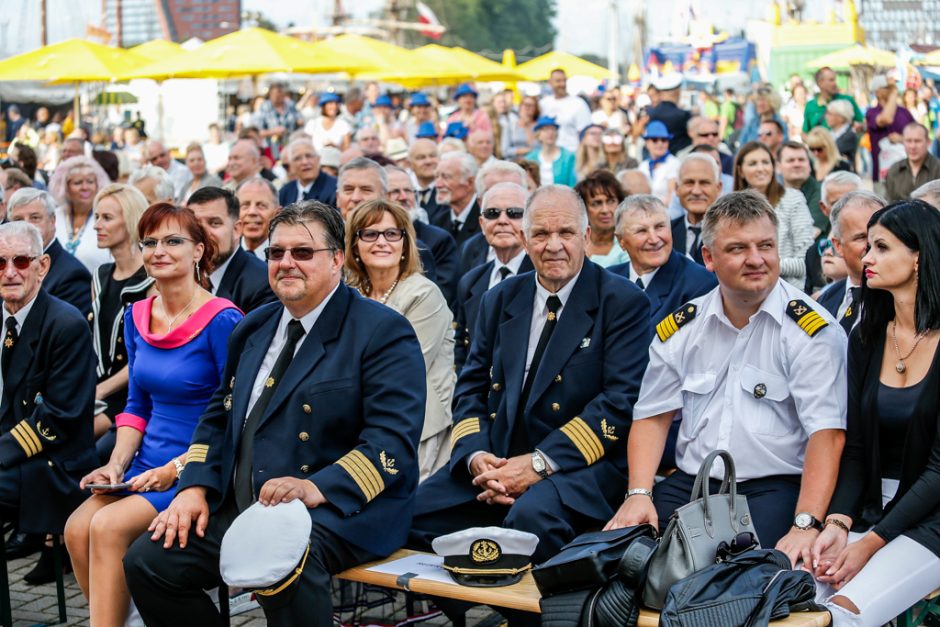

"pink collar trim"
[133,296,241,349]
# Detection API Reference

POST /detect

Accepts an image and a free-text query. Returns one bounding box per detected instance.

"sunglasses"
[357,228,405,243]
[0,255,38,271]
[818,238,834,256]
[697,131,719,138]
[482,207,525,220]
[716,531,758,563]
[757,131,775,138]
[139,236,194,250]
[265,246,334,262]
[809,146,825,153]
[602,135,624,145]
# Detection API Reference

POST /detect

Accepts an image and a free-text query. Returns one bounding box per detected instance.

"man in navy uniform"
[410,185,651,565]
[608,194,716,323]
[278,138,337,208]
[0,221,96,549]
[454,181,533,371]
[7,188,91,316]
[188,186,277,313]
[124,201,426,627]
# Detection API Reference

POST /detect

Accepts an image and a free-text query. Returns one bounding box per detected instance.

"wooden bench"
[337,549,831,626]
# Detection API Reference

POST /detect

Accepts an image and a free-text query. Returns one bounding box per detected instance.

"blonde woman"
[575,124,605,180]
[49,155,112,272]
[806,127,853,182]
[345,199,455,480]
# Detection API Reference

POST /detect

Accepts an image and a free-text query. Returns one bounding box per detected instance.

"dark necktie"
[840,286,861,333]
[511,295,562,455]
[635,277,645,290]
[498,266,512,282]
[451,218,462,238]
[234,320,306,511]
[2,317,17,379]
[688,225,702,261]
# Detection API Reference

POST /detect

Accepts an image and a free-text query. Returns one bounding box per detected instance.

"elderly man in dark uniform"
[410,185,651,570]
[0,221,96,575]
[187,186,276,313]
[124,201,426,627]
[7,188,92,316]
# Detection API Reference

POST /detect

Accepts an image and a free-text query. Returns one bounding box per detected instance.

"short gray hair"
[285,138,317,163]
[128,165,174,202]
[476,159,526,197]
[825,99,854,124]
[820,171,862,208]
[830,190,887,240]
[440,151,478,182]
[911,179,940,208]
[679,152,720,183]
[522,185,588,236]
[438,137,467,154]
[0,221,43,256]
[482,181,528,211]
[7,187,56,220]
[702,190,778,249]
[614,194,668,237]
[236,175,279,202]
[339,157,388,193]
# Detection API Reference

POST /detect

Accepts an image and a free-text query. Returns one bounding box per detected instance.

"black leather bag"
[533,525,655,596]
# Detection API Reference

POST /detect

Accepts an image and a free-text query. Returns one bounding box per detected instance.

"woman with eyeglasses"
[48,155,112,273]
[599,128,638,174]
[574,170,629,266]
[807,127,854,182]
[344,199,455,481]
[812,201,940,626]
[734,141,815,288]
[65,203,242,627]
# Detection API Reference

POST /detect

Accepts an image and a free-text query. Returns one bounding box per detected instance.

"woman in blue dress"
[65,203,243,627]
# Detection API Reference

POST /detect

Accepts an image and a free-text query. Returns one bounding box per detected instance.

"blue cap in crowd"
[454,83,478,100]
[374,94,393,108]
[579,123,604,141]
[318,92,341,105]
[642,120,673,140]
[533,116,559,132]
[416,121,439,139]
[410,92,431,107]
[444,122,469,140]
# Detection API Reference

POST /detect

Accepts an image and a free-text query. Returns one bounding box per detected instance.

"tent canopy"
[805,44,897,70]
[0,38,149,82]
[517,51,610,81]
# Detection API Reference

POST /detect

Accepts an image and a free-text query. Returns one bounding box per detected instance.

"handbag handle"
[689,450,739,536]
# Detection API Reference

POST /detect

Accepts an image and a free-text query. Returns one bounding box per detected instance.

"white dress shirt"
[246,283,338,416]
[628,264,660,290]
[634,279,847,481]
[449,194,478,229]
[241,238,267,261]
[208,251,237,295]
[525,269,581,380]
[487,250,528,289]
[1,294,37,401]
[837,279,861,320]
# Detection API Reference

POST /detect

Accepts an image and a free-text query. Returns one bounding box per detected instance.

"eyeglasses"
[0,255,37,271]
[757,131,775,138]
[138,236,195,251]
[696,131,719,138]
[602,135,624,145]
[482,207,525,220]
[357,228,405,243]
[716,531,758,563]
[809,146,825,153]
[265,246,334,261]
[817,238,834,256]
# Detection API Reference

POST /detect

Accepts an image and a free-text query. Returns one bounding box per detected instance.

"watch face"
[794,513,812,529]
[532,454,545,472]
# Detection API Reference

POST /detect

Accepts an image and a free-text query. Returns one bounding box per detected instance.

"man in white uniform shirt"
[538,69,592,152]
[606,190,847,568]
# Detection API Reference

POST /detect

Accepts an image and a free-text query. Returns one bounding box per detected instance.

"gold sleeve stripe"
[187,444,209,463]
[656,315,679,342]
[11,423,41,457]
[336,450,384,502]
[451,418,481,446]
[560,417,604,465]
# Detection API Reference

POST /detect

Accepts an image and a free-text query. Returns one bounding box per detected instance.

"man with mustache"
[671,153,723,266]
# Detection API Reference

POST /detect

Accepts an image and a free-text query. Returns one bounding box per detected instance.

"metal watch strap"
[532,450,549,479]
[625,488,653,500]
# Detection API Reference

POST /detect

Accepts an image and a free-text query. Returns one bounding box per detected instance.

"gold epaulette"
[786,299,829,337]
[656,303,697,342]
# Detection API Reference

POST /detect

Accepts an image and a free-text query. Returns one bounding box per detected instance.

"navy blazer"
[178,283,426,556]
[43,239,92,316]
[214,247,277,314]
[453,256,534,371]
[671,216,705,266]
[816,278,846,317]
[413,220,458,308]
[419,261,650,522]
[0,290,97,533]
[420,187,444,221]
[608,251,717,324]
[430,200,481,248]
[278,172,338,208]
[458,232,490,275]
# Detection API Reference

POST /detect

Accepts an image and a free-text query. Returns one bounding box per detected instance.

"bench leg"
[51,536,67,624]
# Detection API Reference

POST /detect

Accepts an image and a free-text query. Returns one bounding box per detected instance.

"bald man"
[146,140,190,199]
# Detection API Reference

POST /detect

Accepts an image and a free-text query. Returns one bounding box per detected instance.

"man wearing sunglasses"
[679,116,733,176]
[146,140,190,200]
[125,201,426,627]
[0,221,97,569]
[453,182,533,371]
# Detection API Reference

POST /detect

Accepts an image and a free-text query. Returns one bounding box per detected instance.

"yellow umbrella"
[129,39,185,62]
[502,49,520,104]
[805,44,897,69]
[517,51,610,81]
[122,27,367,80]
[918,49,940,65]
[310,34,441,80]
[414,45,523,82]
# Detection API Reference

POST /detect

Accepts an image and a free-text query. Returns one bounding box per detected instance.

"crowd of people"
[2,64,940,627]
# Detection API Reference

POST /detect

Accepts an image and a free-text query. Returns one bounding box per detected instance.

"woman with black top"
[812,200,940,625]
[90,184,155,462]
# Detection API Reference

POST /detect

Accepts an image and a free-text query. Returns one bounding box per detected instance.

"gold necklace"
[891,320,928,374]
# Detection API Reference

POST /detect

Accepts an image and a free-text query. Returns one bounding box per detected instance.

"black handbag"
[532,525,655,596]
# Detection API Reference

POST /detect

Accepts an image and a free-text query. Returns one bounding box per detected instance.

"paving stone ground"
[5,553,501,626]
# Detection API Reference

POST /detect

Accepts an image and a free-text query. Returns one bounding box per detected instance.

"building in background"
[857,0,940,49]
[104,0,241,47]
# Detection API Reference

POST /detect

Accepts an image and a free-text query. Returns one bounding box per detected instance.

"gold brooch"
[265,377,275,388]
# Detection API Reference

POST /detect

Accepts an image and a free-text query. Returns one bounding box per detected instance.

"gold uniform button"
[87,312,94,321]
[300,464,311,473]
[551,403,561,411]
[116,354,124,361]
[302,404,312,414]
[491,383,502,391]
[489,412,497,420]
[47,460,54,467]
[554,374,562,383]
[298,432,310,442]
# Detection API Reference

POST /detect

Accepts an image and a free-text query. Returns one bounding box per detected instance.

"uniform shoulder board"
[786,299,829,337]
[656,303,697,342]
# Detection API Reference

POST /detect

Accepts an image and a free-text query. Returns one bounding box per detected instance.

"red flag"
[416,1,443,40]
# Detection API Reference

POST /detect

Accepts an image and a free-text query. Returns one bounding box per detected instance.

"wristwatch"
[793,512,824,531]
[531,451,549,479]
